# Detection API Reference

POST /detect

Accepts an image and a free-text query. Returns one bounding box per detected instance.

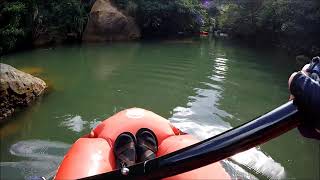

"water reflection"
[0,140,69,179]
[170,55,286,179]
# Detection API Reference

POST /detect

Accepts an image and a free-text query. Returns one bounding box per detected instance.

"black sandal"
[114,132,137,169]
[136,128,158,162]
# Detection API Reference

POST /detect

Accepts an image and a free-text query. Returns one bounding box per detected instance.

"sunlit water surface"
[1,38,319,179]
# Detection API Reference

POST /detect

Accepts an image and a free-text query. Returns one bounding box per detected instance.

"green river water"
[0,38,319,179]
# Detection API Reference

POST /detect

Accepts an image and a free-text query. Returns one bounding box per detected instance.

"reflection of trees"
[169,38,286,179]
[87,43,141,81]
[210,40,320,179]
[169,37,232,130]
[106,40,217,118]
[213,40,293,125]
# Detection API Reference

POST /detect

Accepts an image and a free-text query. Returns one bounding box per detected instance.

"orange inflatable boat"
[200,31,209,36]
[55,108,231,179]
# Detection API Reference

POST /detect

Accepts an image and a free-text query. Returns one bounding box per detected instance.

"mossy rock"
[0,63,47,122]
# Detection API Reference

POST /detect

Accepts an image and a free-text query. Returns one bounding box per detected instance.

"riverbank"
[0,0,205,55]
[2,0,319,60]
[210,0,320,58]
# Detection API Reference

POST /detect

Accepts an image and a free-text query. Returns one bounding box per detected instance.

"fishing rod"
[82,100,300,180]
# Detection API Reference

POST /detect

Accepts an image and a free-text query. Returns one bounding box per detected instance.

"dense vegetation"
[0,1,31,54]
[1,0,319,56]
[113,0,207,36]
[0,0,206,54]
[209,0,320,56]
[0,0,88,54]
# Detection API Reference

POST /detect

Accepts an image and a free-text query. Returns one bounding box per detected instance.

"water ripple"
[169,55,286,179]
[59,115,87,133]
[0,140,70,180]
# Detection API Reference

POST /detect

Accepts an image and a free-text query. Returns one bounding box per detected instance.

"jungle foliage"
[113,0,207,37]
[0,0,88,54]
[1,0,319,56]
[212,0,320,55]
[0,1,31,54]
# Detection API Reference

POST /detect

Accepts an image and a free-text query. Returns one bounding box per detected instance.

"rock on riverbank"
[82,0,140,42]
[0,63,47,122]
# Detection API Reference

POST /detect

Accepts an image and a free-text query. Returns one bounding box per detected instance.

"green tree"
[257,0,320,54]
[33,0,88,42]
[0,0,89,55]
[113,0,207,36]
[0,1,33,54]
[217,0,264,37]
[215,0,320,55]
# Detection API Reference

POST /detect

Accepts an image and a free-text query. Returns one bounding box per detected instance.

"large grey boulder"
[82,0,140,42]
[0,63,47,122]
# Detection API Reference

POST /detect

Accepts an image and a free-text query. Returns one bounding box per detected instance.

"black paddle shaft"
[82,101,300,180]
